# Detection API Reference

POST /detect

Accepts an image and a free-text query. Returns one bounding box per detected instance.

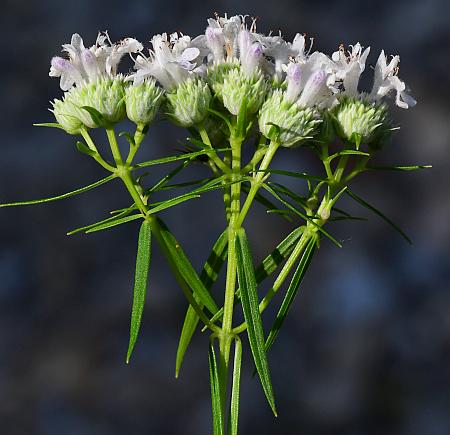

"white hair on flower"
[49,32,143,91]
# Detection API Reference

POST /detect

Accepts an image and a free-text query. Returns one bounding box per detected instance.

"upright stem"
[237,141,280,227]
[218,134,242,423]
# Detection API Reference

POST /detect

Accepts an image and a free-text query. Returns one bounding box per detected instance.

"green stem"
[198,126,230,174]
[104,127,219,334]
[106,128,124,166]
[217,134,243,428]
[237,140,280,227]
[80,129,116,172]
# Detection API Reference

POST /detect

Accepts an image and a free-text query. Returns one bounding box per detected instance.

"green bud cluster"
[52,76,126,132]
[125,79,163,126]
[258,90,321,147]
[332,97,391,148]
[212,65,268,116]
[166,77,212,127]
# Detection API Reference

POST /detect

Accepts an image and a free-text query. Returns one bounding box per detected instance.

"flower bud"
[332,97,390,148]
[51,98,84,135]
[166,77,211,127]
[215,66,268,116]
[125,79,164,126]
[258,90,321,147]
[61,76,126,128]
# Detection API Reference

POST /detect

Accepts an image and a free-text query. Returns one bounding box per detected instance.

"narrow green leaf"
[134,148,231,170]
[207,108,233,131]
[146,194,200,215]
[257,168,325,182]
[76,141,97,157]
[0,174,117,208]
[126,221,152,363]
[254,227,304,282]
[119,131,136,147]
[158,220,219,315]
[236,96,248,139]
[236,228,277,416]
[263,184,342,248]
[33,122,65,130]
[67,206,135,235]
[329,150,370,160]
[175,230,228,377]
[367,164,432,172]
[228,337,242,435]
[146,160,193,194]
[81,106,110,128]
[85,214,142,233]
[346,189,412,244]
[265,237,316,352]
[242,183,292,222]
[208,340,224,435]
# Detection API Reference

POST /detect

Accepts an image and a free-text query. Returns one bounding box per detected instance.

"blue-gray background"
[1,1,449,434]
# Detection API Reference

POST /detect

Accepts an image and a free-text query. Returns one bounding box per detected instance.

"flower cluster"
[49,15,416,148]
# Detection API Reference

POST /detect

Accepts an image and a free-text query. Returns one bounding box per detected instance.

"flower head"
[49,32,143,90]
[130,33,201,90]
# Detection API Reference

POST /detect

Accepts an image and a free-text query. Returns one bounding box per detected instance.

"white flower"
[331,43,370,96]
[49,32,143,91]
[130,33,201,90]
[369,50,416,109]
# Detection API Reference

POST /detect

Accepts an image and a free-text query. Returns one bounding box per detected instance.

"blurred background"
[0,0,449,434]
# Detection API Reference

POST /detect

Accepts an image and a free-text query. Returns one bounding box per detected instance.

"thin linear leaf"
[119,131,136,147]
[85,214,142,233]
[228,337,242,435]
[242,183,292,222]
[175,230,228,378]
[158,219,219,315]
[33,122,65,130]
[367,164,432,172]
[257,168,325,182]
[67,206,135,235]
[126,221,152,363]
[330,150,370,160]
[265,237,316,352]
[236,228,277,416]
[208,341,224,435]
[146,160,193,194]
[146,194,200,214]
[134,148,231,169]
[0,174,117,208]
[263,184,342,248]
[346,189,412,244]
[76,141,97,157]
